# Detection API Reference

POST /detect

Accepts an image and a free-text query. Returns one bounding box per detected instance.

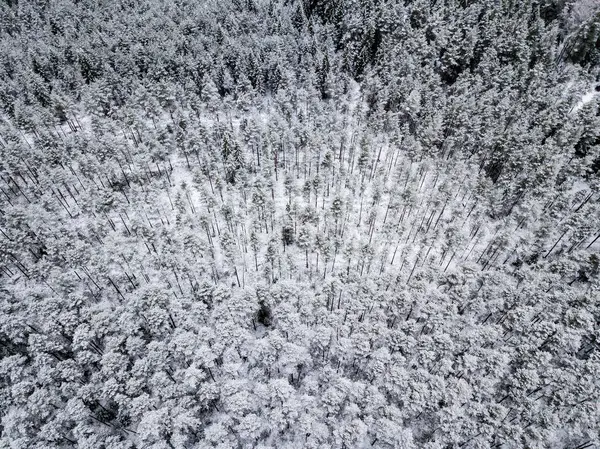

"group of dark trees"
[1,0,599,447]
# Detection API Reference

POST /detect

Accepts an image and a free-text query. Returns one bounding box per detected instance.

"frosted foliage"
[0,0,599,448]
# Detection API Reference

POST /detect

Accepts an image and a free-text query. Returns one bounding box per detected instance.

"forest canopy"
[0,0,599,448]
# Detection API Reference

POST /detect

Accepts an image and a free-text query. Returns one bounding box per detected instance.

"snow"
[570,88,599,114]
[2,8,599,448]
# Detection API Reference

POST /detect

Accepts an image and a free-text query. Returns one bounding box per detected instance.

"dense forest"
[1,0,599,447]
